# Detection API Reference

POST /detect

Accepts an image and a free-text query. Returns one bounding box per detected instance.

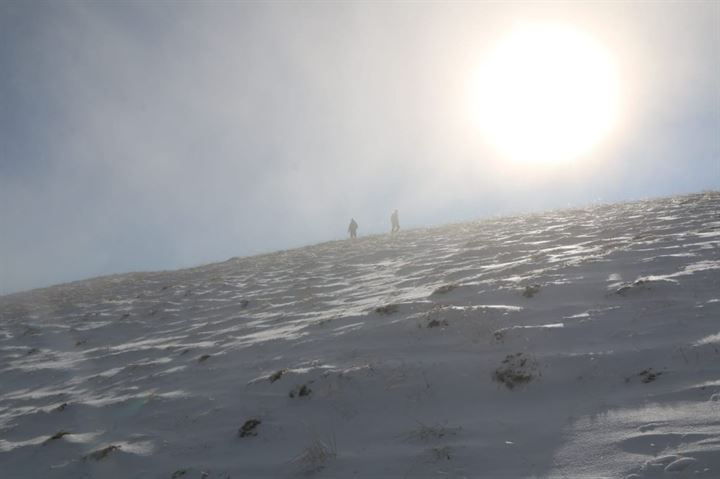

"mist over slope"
[1,192,719,478]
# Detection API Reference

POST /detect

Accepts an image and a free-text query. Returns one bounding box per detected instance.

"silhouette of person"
[391,209,400,233]
[348,218,358,239]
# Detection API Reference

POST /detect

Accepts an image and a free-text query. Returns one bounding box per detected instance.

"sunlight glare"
[469,23,621,165]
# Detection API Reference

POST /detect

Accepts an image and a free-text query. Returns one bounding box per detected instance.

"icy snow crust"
[1,192,719,478]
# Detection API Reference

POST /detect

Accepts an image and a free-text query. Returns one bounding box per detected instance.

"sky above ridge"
[1,1,718,294]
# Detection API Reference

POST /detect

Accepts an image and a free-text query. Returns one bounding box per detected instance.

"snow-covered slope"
[1,192,719,479]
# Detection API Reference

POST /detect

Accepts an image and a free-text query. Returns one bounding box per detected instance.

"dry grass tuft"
[401,421,461,442]
[292,433,337,474]
[522,284,541,298]
[493,353,539,389]
[83,444,121,461]
[375,304,399,315]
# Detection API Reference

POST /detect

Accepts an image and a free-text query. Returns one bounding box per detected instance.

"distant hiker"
[391,209,400,233]
[348,218,358,239]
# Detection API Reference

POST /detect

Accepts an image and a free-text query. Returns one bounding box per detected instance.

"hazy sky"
[1,1,718,294]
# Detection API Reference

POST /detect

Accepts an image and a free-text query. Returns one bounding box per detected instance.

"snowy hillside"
[1,192,719,479]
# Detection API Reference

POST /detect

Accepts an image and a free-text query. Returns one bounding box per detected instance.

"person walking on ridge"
[391,209,400,234]
[348,218,358,239]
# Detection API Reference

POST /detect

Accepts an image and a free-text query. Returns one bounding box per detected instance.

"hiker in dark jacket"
[348,218,358,239]
[391,209,400,233]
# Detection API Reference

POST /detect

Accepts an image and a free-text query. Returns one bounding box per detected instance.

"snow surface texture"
[1,192,719,479]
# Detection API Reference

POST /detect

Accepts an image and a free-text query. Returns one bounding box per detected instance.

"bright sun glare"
[470,23,620,165]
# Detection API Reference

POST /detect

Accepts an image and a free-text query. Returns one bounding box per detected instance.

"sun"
[469,23,620,165]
